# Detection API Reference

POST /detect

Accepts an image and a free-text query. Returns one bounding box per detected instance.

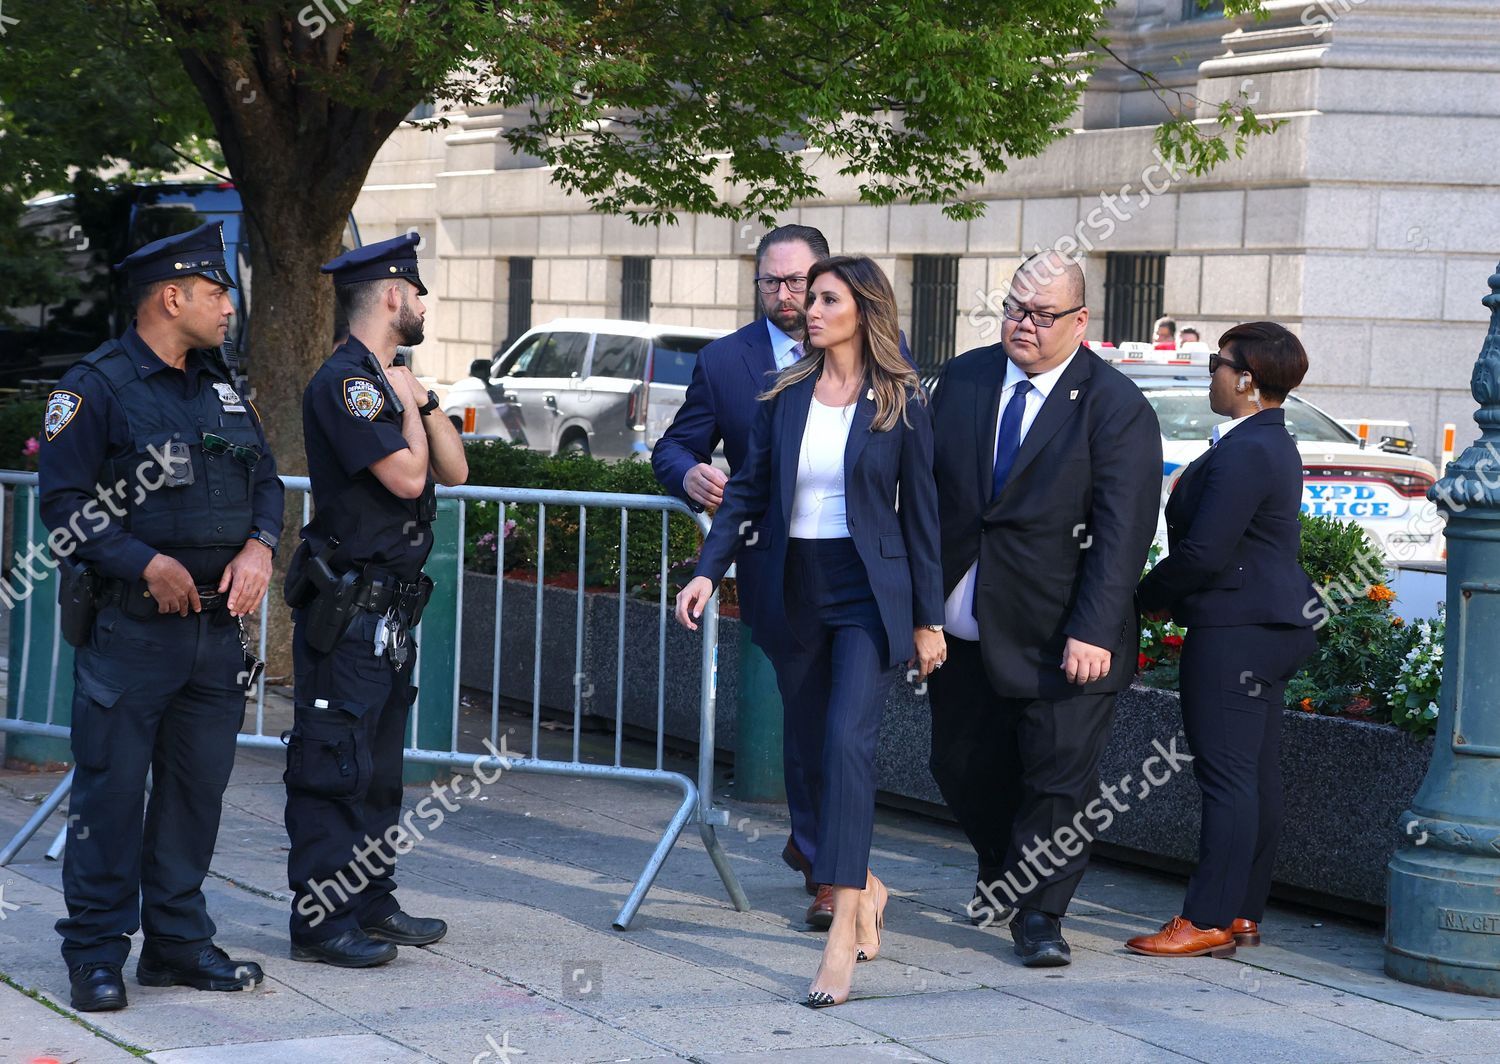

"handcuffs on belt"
[237,614,267,693]
[372,608,410,667]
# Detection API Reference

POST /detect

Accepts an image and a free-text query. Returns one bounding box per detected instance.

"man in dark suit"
[651,224,833,916]
[927,251,1163,966]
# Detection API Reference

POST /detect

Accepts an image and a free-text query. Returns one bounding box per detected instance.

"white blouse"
[789,394,856,539]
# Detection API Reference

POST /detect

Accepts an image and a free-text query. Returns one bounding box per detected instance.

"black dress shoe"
[1010,908,1071,968]
[782,837,817,896]
[362,910,447,947]
[70,963,127,1011]
[290,929,398,968]
[137,944,264,991]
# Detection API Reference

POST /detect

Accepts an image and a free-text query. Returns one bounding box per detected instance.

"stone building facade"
[355,0,1500,459]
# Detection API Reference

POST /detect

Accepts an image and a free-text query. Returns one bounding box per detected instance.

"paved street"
[2,694,1500,1064]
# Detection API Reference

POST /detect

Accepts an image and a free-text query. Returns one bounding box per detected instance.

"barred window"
[1102,253,1167,346]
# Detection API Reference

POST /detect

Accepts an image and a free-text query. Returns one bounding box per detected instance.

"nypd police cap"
[319,231,427,296]
[114,221,237,290]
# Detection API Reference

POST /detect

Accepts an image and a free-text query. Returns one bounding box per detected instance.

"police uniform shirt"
[301,336,434,580]
[38,324,281,584]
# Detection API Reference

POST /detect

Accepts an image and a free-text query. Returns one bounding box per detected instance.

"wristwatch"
[248,527,279,557]
[418,389,441,416]
[921,624,944,633]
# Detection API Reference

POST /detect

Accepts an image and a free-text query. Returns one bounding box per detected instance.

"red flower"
[1137,652,1152,671]
[1162,634,1184,648]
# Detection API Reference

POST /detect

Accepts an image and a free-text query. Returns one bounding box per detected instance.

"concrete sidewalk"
[3,712,1500,1064]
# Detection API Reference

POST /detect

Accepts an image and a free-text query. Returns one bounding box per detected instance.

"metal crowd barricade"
[0,470,748,930]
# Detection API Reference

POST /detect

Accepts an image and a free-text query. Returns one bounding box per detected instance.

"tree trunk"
[241,219,345,679]
[160,15,419,673]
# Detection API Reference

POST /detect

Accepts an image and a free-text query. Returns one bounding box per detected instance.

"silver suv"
[441,318,728,460]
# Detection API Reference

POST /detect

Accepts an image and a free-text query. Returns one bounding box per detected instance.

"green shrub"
[0,398,44,472]
[461,441,705,601]
[1140,514,1441,738]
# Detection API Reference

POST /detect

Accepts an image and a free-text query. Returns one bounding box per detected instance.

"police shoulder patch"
[44,390,83,440]
[342,378,384,420]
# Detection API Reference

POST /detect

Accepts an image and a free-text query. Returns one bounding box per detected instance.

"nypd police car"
[1107,344,1444,563]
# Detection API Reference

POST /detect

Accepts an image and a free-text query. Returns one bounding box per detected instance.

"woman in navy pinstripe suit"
[676,256,945,1008]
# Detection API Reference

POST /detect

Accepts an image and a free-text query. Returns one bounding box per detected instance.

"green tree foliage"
[0,0,217,317]
[4,0,1272,458]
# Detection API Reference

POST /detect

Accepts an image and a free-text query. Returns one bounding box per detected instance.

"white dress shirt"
[789,395,855,539]
[943,348,1081,641]
[767,319,804,371]
[1211,413,1252,445]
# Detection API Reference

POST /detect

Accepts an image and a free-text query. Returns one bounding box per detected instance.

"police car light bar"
[1105,342,1211,367]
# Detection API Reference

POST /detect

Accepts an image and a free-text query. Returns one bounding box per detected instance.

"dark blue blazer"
[653,320,776,512]
[691,372,944,668]
[1137,407,1317,628]
[653,319,914,628]
[653,320,778,626]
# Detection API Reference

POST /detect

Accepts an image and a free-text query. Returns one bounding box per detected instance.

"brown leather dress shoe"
[805,884,834,930]
[1126,916,1237,958]
[782,837,817,896]
[1229,918,1260,946]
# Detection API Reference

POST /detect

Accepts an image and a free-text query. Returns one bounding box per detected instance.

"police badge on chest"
[213,381,247,413]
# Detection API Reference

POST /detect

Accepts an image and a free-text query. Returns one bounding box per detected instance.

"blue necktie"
[990,379,1034,499]
[973,379,1034,620]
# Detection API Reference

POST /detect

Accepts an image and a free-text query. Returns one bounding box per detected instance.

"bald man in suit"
[926,252,1163,966]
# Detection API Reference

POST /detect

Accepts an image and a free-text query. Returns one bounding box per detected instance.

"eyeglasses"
[1208,354,1249,374]
[1001,300,1084,329]
[754,274,809,295]
[201,432,261,469]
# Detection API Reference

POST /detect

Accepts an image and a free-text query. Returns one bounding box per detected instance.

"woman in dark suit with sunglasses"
[1127,322,1319,958]
[676,255,945,1008]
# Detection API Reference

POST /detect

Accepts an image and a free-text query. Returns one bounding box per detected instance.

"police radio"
[363,351,405,415]
[219,339,249,393]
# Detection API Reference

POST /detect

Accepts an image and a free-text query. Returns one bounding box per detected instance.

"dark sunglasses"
[201,432,261,469]
[1208,353,1249,374]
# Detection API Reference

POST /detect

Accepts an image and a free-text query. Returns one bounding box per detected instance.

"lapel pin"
[866,388,874,400]
[1069,389,1079,400]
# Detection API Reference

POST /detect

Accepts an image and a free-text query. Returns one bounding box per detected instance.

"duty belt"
[352,577,428,618]
[96,578,232,619]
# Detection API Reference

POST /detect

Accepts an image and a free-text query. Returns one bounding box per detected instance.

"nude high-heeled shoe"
[856,873,888,962]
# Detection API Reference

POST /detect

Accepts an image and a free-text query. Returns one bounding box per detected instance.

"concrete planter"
[459,572,1431,910]
[458,572,739,754]
[1095,684,1432,912]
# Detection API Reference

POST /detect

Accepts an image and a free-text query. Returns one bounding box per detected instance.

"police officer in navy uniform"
[38,222,283,1011]
[283,232,467,967]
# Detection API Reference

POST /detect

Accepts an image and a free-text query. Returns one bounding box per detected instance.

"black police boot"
[289,928,397,968]
[69,962,127,1011]
[1010,908,1072,968]
[136,943,264,991]
[362,910,448,947]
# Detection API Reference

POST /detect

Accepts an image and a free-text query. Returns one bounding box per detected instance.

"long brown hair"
[759,255,924,431]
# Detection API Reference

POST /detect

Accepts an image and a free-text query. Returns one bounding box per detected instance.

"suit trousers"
[57,605,246,970]
[285,608,416,943]
[1178,623,1317,929]
[927,636,1116,917]
[771,538,901,888]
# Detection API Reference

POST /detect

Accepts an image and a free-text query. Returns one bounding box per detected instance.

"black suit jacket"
[1137,407,1317,628]
[932,344,1163,699]
[692,372,944,668]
